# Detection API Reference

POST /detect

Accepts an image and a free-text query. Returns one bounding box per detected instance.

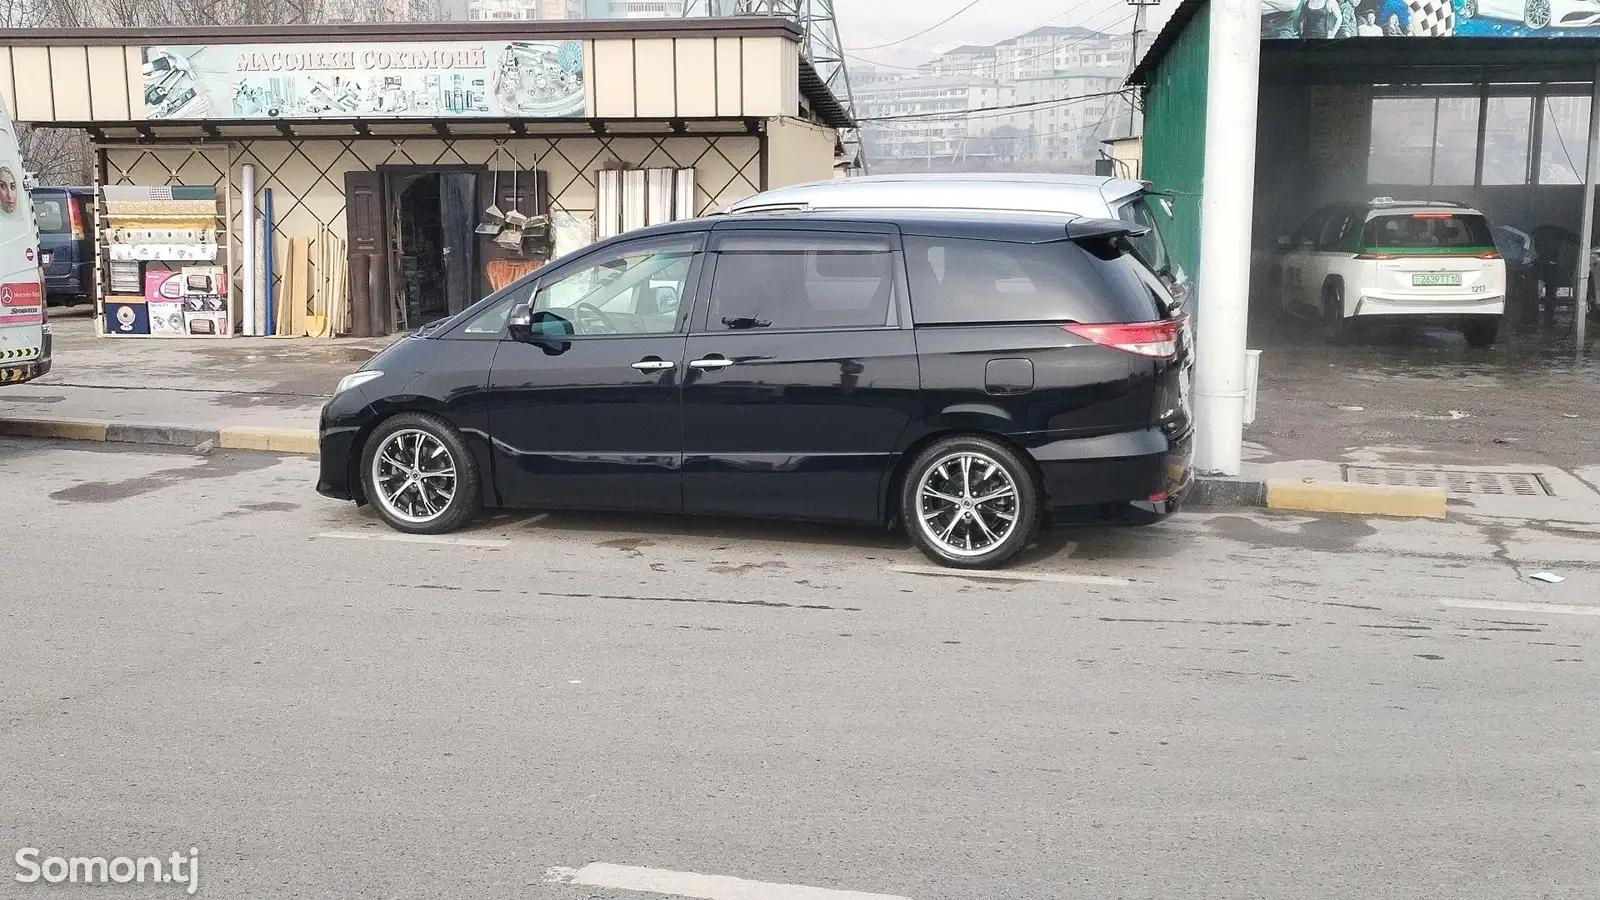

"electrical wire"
[857,88,1125,123]
[848,3,1129,75]
[852,0,990,51]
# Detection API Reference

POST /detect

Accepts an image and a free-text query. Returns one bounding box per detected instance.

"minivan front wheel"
[901,436,1040,569]
[361,413,480,534]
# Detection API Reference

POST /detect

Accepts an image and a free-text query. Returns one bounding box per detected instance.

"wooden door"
[344,170,388,337]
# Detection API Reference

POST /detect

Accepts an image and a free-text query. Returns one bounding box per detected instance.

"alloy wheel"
[1527,0,1551,27]
[914,451,1022,559]
[370,428,458,525]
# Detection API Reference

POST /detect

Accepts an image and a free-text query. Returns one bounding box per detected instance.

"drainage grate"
[1343,466,1554,497]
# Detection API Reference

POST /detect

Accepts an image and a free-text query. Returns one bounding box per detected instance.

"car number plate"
[39,252,51,265]
[1413,273,1461,287]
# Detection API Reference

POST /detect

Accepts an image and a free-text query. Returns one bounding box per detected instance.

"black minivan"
[318,211,1193,568]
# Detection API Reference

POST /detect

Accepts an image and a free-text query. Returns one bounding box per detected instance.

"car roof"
[712,209,1111,243]
[591,210,1134,246]
[720,173,1149,217]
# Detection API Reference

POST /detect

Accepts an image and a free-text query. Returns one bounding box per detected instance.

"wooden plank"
[288,236,311,337]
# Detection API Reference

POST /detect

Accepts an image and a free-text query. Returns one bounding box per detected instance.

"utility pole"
[1192,0,1261,476]
[1123,0,1158,139]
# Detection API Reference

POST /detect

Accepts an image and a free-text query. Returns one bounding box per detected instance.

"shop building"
[0,17,849,338]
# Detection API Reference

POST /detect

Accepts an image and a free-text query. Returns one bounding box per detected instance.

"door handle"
[631,358,677,371]
[688,356,734,371]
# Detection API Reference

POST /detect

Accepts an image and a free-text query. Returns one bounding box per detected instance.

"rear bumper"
[0,328,51,385]
[1026,425,1193,519]
[1352,294,1504,318]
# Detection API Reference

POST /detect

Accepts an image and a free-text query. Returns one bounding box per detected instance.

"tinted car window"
[1362,213,1495,250]
[1114,196,1170,274]
[904,236,1165,326]
[707,233,896,331]
[33,198,66,233]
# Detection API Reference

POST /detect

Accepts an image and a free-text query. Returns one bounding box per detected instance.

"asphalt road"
[1,438,1595,900]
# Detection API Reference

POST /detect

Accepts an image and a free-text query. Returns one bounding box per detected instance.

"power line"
[847,4,1131,76]
[858,88,1125,123]
[853,0,989,51]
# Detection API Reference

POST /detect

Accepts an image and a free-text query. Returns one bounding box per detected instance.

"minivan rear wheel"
[901,436,1040,569]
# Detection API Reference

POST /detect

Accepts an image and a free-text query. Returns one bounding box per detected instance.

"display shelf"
[93,179,233,339]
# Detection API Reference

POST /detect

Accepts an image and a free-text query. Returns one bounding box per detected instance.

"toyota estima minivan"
[318,210,1192,569]
[0,96,49,385]
[720,173,1193,307]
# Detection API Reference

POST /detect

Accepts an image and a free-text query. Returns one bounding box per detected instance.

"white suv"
[1275,199,1506,347]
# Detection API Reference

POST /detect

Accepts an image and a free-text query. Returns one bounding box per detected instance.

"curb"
[0,416,319,456]
[1191,475,1447,519]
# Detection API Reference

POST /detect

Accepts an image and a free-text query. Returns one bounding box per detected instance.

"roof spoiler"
[1065,217,1150,241]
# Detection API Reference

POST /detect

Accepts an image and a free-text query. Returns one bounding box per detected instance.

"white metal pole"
[241,164,257,337]
[1192,0,1262,476]
[1574,58,1600,355]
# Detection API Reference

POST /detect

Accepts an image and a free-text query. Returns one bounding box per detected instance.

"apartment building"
[919,45,997,81]
[854,76,1015,163]
[466,0,582,19]
[1010,68,1123,163]
[993,25,1132,82]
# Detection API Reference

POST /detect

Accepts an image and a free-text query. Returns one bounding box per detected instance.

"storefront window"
[1368,97,1434,185]
[1482,96,1532,186]
[1538,95,1590,186]
[1368,95,1480,186]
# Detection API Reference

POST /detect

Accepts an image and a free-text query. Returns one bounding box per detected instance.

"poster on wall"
[142,40,586,121]
[1263,0,1600,38]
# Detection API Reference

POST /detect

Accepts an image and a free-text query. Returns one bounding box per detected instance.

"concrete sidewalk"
[1,311,392,444]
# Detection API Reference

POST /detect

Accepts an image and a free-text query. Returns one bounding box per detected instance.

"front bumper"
[0,329,52,385]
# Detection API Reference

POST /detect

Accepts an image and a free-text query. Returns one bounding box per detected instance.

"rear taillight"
[1475,251,1502,260]
[1356,252,1393,260]
[1064,319,1181,359]
[68,198,84,240]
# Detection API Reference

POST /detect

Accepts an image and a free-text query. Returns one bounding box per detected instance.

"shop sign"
[1264,0,1600,38]
[141,40,586,121]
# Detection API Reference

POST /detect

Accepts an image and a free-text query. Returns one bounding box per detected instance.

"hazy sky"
[837,0,1181,69]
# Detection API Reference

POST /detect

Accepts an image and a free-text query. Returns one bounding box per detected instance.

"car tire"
[360,412,481,535]
[1321,283,1348,343]
[900,435,1040,570]
[1463,318,1500,348]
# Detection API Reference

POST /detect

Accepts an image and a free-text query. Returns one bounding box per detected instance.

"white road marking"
[889,563,1130,586]
[525,513,551,525]
[543,864,912,900]
[315,531,509,549]
[1440,599,1600,617]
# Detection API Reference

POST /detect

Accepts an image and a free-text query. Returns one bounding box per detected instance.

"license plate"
[39,252,51,265]
[1413,273,1461,287]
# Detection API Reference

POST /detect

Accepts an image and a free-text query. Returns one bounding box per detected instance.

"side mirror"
[653,285,680,313]
[506,300,534,342]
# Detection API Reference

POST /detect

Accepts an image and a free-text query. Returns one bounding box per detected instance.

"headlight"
[335,370,384,395]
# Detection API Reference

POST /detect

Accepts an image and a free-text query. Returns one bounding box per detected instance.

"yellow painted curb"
[0,418,109,442]
[217,426,319,455]
[1266,479,1446,520]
